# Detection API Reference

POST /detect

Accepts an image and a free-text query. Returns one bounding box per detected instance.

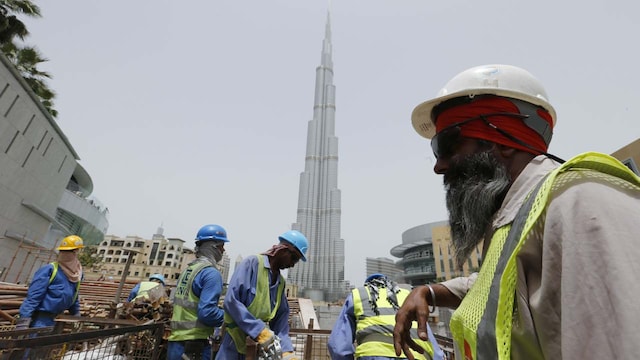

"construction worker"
[167,224,230,360]
[393,64,640,359]
[328,274,444,360]
[127,273,166,302]
[15,235,84,330]
[215,230,309,360]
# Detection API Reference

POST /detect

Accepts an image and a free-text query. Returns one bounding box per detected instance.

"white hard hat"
[411,64,556,139]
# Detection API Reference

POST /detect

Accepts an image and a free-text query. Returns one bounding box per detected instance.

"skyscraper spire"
[325,11,332,43]
[288,12,346,302]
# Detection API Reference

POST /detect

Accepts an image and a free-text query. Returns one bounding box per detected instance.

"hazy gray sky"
[24,1,639,286]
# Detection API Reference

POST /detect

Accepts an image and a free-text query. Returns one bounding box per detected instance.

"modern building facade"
[288,14,346,302]
[0,54,108,284]
[365,257,403,283]
[391,221,481,286]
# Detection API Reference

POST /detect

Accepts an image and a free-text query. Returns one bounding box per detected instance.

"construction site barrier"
[0,315,165,360]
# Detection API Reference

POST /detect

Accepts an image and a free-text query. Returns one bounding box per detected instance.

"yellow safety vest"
[169,259,215,341]
[224,255,285,354]
[353,286,435,359]
[450,152,640,359]
[133,281,162,301]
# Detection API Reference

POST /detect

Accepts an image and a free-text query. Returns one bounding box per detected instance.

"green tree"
[78,245,104,270]
[0,0,57,117]
[0,0,39,42]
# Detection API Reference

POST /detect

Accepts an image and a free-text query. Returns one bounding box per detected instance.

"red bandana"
[435,97,552,154]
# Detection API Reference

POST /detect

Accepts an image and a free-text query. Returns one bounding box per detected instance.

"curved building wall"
[391,220,481,286]
[0,55,108,283]
[391,221,446,286]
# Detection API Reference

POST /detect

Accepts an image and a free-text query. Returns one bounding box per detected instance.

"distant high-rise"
[288,13,345,302]
[365,257,403,283]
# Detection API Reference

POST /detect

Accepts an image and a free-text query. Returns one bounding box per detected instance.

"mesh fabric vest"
[450,152,640,359]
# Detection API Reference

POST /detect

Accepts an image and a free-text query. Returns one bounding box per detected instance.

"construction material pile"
[0,282,26,328]
[0,280,173,329]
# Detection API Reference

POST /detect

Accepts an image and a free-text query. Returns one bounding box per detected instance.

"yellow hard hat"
[58,235,84,250]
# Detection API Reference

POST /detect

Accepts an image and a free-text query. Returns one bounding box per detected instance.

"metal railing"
[0,316,165,360]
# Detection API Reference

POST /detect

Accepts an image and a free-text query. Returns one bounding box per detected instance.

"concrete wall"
[0,55,79,283]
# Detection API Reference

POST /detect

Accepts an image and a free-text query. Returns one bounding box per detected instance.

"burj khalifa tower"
[287,13,346,302]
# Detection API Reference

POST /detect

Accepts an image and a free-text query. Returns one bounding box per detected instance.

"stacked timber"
[79,279,137,318]
[0,280,173,328]
[0,282,27,325]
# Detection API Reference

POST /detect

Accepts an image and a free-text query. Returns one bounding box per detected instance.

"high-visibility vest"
[169,259,215,341]
[450,152,640,360]
[224,255,285,354]
[49,262,80,303]
[133,281,162,301]
[353,286,435,359]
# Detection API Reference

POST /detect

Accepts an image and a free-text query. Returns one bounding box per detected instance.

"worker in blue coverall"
[215,230,309,360]
[167,224,230,360]
[127,273,166,302]
[15,235,84,330]
[328,274,444,360]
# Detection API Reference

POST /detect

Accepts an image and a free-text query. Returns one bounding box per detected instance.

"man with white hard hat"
[393,64,640,359]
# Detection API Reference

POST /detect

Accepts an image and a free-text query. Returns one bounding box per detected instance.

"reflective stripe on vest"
[169,259,215,340]
[224,255,285,354]
[353,287,434,359]
[450,152,640,360]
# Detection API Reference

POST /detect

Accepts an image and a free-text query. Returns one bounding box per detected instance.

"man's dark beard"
[444,150,511,269]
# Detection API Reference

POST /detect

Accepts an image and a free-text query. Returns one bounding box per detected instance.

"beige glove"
[255,327,275,347]
[282,351,298,360]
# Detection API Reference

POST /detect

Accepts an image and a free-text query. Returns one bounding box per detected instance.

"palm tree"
[0,0,57,118]
[0,0,40,41]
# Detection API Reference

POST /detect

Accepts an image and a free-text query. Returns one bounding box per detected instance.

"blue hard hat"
[149,273,165,285]
[195,224,229,242]
[278,230,308,262]
[365,273,386,284]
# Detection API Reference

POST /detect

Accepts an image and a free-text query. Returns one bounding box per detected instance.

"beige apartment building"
[93,228,231,286]
[611,138,640,175]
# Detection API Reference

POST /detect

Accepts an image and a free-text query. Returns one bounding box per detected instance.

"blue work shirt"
[215,255,293,360]
[127,283,141,302]
[187,265,225,328]
[328,292,444,360]
[19,263,80,320]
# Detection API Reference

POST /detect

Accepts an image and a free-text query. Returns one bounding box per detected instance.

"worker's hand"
[393,285,431,360]
[255,327,275,348]
[282,351,298,360]
[14,317,31,331]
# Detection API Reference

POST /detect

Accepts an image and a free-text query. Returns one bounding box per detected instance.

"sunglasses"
[431,112,529,159]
